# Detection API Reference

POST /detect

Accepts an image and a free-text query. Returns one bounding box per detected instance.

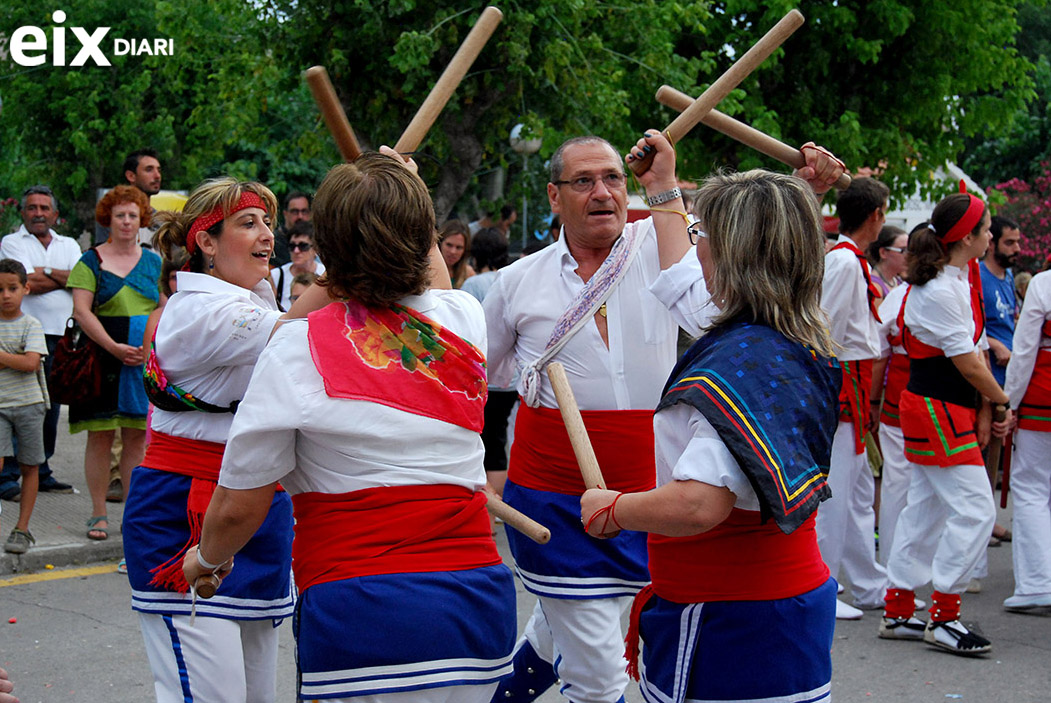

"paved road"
[0,414,1048,702]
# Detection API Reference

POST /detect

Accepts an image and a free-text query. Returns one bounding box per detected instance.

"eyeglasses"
[883,246,905,253]
[552,173,627,193]
[289,242,313,252]
[286,208,310,217]
[687,222,708,245]
[22,185,53,197]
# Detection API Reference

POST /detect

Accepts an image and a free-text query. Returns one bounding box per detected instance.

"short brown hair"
[312,153,436,307]
[96,185,152,228]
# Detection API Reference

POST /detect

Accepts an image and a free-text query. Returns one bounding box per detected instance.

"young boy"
[0,258,49,555]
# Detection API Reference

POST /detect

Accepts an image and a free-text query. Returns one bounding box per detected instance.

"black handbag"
[47,248,102,406]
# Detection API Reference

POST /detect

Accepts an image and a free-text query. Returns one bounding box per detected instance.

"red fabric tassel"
[148,477,217,593]
[624,583,655,681]
[930,591,962,622]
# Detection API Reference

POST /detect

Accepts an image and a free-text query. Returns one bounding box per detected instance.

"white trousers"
[307,684,499,703]
[521,595,632,703]
[886,462,995,594]
[877,423,911,565]
[816,422,888,605]
[139,613,279,703]
[1010,430,1051,597]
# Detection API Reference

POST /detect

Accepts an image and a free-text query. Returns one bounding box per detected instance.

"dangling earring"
[208,257,215,271]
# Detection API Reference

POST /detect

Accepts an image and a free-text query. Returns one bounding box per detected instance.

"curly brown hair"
[312,154,436,307]
[95,185,152,228]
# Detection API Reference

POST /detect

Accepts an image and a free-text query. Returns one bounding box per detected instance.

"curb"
[0,538,123,576]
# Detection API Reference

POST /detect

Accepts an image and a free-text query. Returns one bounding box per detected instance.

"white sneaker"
[914,598,927,610]
[878,616,926,640]
[836,599,863,620]
[965,579,982,594]
[1003,593,1051,613]
[924,620,991,655]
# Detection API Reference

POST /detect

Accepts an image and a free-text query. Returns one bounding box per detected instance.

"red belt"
[646,510,828,604]
[291,485,502,592]
[1018,350,1051,432]
[508,402,655,495]
[838,359,873,453]
[879,353,909,428]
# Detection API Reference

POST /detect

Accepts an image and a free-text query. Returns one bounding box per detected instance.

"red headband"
[939,180,985,244]
[186,190,268,255]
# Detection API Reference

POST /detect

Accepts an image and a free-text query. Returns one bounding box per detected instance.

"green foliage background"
[0,0,1042,237]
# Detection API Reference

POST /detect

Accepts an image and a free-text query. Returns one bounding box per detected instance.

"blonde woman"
[123,178,294,702]
[582,168,840,703]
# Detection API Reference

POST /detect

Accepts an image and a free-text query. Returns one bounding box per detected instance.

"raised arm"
[626,130,690,270]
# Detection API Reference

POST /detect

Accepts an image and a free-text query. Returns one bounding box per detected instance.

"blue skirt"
[123,466,295,621]
[294,565,516,699]
[503,480,649,599]
[639,578,836,703]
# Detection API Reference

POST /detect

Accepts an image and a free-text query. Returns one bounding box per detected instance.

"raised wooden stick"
[394,6,503,154]
[304,66,363,162]
[487,493,551,544]
[547,362,607,490]
[630,8,804,176]
[656,85,852,190]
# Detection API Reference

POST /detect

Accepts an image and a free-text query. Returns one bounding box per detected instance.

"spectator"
[867,225,908,297]
[269,221,324,311]
[0,185,80,501]
[70,186,164,540]
[95,148,163,247]
[980,216,1022,386]
[289,272,317,306]
[438,219,475,288]
[271,191,312,268]
[0,259,48,555]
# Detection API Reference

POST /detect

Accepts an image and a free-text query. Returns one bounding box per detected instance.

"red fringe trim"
[624,583,655,681]
[148,477,217,593]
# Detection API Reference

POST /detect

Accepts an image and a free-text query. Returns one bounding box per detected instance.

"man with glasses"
[818,177,893,620]
[484,134,844,703]
[271,191,313,267]
[269,221,324,311]
[0,186,83,501]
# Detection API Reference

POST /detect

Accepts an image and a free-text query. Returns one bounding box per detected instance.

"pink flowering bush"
[0,197,21,236]
[991,164,1051,271]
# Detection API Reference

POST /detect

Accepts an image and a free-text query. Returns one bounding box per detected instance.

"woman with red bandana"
[878,189,1011,655]
[122,178,295,702]
[183,152,516,702]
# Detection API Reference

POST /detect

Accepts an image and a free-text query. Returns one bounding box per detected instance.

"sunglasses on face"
[289,242,313,252]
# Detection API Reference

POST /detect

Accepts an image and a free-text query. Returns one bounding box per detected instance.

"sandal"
[86,515,109,541]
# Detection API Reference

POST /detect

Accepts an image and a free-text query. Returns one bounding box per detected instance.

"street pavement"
[0,411,1048,702]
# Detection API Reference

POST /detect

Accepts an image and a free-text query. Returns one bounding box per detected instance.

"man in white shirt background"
[0,185,83,501]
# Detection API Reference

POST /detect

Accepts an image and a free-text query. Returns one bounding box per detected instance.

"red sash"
[291,485,501,593]
[831,240,882,323]
[900,390,982,467]
[507,402,655,495]
[141,431,226,593]
[1018,349,1051,432]
[838,359,873,453]
[647,510,828,603]
[879,353,910,428]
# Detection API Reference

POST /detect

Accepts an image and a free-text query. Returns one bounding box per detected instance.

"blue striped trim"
[299,655,512,698]
[133,589,294,620]
[162,615,194,703]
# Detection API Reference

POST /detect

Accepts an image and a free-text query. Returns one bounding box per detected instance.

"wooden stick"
[1000,430,1013,509]
[630,8,805,176]
[487,494,551,544]
[394,6,503,154]
[304,66,363,162]
[546,362,607,490]
[193,573,221,599]
[986,405,1008,490]
[655,85,852,190]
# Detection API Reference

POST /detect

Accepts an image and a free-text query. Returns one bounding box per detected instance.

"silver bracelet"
[646,187,682,207]
[196,545,223,571]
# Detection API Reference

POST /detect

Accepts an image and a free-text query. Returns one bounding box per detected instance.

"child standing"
[0,258,49,555]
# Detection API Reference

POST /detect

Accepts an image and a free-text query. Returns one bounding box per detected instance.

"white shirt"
[1006,270,1051,407]
[483,218,712,411]
[902,265,981,358]
[269,260,326,311]
[0,226,83,334]
[821,235,881,361]
[877,283,909,357]
[149,273,283,444]
[653,402,760,511]
[219,289,488,494]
